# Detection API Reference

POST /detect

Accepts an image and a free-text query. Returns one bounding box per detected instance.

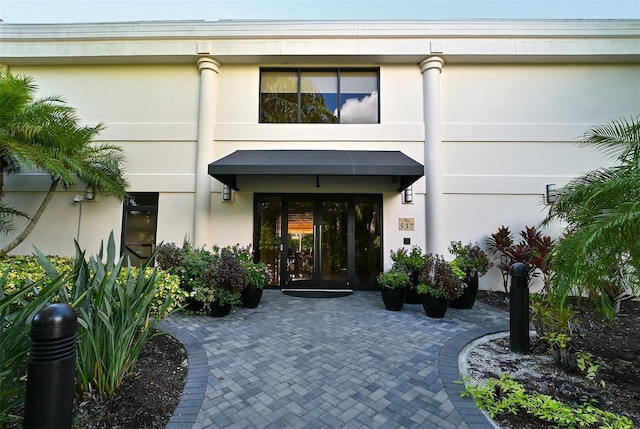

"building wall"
[1,20,639,290]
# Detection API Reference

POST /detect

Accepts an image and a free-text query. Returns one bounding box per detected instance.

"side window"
[121,192,158,267]
[260,68,379,124]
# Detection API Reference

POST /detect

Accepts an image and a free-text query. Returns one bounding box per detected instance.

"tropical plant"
[0,71,128,256]
[38,233,177,401]
[417,253,464,300]
[0,269,65,428]
[486,226,514,293]
[195,246,248,310]
[448,241,491,278]
[376,269,410,289]
[461,374,633,428]
[542,115,640,316]
[390,245,425,290]
[154,242,184,272]
[155,241,213,296]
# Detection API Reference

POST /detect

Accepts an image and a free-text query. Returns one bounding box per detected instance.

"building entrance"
[254,194,382,290]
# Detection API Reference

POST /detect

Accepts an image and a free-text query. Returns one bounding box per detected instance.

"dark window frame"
[120,192,159,267]
[259,67,380,124]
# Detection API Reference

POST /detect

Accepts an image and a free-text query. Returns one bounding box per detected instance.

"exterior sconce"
[222,185,232,202]
[402,185,413,204]
[545,184,556,204]
[85,189,95,201]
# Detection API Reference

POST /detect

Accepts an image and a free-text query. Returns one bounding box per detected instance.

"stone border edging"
[158,320,208,429]
[439,323,509,429]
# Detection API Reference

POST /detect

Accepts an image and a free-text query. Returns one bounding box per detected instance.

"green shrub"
[417,253,464,300]
[377,269,410,289]
[121,267,185,317]
[0,268,71,427]
[0,232,184,422]
[0,253,183,318]
[0,255,74,297]
[245,261,272,288]
[51,233,178,401]
[461,374,633,428]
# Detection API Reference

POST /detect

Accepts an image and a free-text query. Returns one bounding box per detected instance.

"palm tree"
[0,71,128,256]
[543,115,640,314]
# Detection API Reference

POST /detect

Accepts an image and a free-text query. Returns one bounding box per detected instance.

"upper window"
[260,68,379,124]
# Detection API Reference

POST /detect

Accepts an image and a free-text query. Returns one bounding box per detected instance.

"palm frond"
[579,115,640,165]
[0,203,30,236]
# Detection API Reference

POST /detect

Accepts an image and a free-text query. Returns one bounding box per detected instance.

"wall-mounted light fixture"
[85,189,95,201]
[545,184,556,204]
[402,185,413,204]
[222,185,232,202]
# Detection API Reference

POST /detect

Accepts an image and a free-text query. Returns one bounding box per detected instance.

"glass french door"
[254,194,382,290]
[285,199,349,289]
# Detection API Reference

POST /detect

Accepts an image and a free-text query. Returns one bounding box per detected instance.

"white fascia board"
[1,20,638,65]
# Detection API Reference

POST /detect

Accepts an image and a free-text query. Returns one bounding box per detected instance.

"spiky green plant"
[0,268,68,428]
[543,115,640,316]
[39,232,176,401]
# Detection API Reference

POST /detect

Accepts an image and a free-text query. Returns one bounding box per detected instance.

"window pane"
[339,71,379,124]
[354,197,381,288]
[261,71,299,123]
[122,192,158,267]
[256,196,282,286]
[300,71,338,123]
[261,71,298,93]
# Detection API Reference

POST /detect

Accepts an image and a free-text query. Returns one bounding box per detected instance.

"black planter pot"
[420,294,449,318]
[242,286,263,309]
[381,287,406,311]
[405,271,421,304]
[185,296,205,312]
[449,274,479,309]
[405,287,421,304]
[209,301,232,317]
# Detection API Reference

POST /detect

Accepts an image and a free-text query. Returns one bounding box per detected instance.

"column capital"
[419,56,444,74]
[197,57,220,73]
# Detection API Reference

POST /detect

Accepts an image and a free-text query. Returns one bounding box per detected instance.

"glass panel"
[286,201,314,284]
[354,197,382,288]
[300,71,338,123]
[339,71,379,124]
[122,193,158,267]
[260,71,299,123]
[321,201,348,285]
[256,196,282,286]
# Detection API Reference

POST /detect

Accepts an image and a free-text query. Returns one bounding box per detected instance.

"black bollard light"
[509,262,529,353]
[24,303,78,429]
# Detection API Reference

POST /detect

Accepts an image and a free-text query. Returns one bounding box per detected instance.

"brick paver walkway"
[159,290,508,429]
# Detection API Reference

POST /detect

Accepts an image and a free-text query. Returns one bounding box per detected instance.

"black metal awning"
[207,150,424,192]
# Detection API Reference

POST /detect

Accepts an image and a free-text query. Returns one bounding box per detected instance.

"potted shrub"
[156,242,213,312]
[377,269,410,311]
[195,247,248,317]
[390,246,425,304]
[448,241,491,309]
[417,253,464,318]
[242,261,272,308]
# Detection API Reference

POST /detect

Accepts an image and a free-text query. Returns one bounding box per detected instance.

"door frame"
[284,196,350,289]
[253,193,383,290]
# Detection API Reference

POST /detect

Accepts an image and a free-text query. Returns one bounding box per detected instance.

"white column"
[420,56,445,254]
[194,57,220,247]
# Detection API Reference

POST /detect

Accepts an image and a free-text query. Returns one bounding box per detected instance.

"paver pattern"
[160,290,508,429]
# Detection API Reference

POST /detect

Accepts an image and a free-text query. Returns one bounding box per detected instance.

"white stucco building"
[1,19,639,291]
